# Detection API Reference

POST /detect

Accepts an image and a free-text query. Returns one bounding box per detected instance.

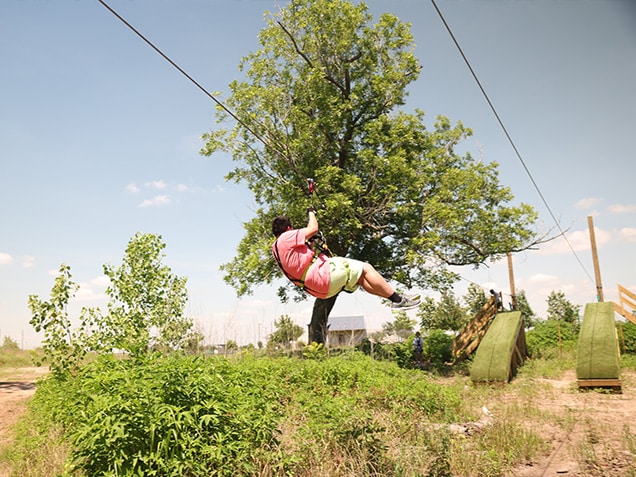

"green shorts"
[327,257,364,298]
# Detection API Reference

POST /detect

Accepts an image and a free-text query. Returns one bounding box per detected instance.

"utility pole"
[507,251,517,310]
[587,216,604,302]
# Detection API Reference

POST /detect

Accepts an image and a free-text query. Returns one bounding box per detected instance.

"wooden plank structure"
[576,302,622,392]
[613,284,636,326]
[452,295,500,363]
[470,311,527,384]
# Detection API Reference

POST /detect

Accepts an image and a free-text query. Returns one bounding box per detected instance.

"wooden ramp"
[577,302,622,392]
[614,284,636,326]
[470,311,526,384]
[452,295,499,363]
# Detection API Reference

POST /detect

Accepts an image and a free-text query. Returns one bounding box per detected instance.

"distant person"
[490,289,503,311]
[271,208,420,310]
[413,331,424,366]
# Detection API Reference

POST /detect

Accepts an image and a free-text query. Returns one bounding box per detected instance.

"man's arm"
[302,210,319,239]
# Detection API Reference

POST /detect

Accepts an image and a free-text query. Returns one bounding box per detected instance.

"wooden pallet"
[577,378,622,393]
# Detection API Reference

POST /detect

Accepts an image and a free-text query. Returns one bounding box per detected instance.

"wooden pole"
[587,216,604,302]
[507,251,517,310]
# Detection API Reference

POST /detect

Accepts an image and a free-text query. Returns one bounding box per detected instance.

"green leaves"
[32,355,284,476]
[28,264,101,376]
[202,0,539,299]
[29,234,198,377]
[101,233,192,357]
[26,352,466,476]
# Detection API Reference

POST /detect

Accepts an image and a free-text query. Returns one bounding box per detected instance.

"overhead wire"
[97,0,589,298]
[96,0,293,180]
[430,0,594,284]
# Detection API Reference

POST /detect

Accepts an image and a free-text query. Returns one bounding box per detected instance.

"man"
[413,331,424,367]
[271,207,420,310]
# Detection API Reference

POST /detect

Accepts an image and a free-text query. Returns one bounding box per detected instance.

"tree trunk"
[308,295,338,344]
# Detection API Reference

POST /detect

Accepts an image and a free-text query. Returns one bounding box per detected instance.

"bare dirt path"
[0,367,49,477]
[0,367,47,447]
[510,369,636,477]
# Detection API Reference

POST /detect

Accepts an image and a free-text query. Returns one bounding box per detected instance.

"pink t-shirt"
[272,229,330,298]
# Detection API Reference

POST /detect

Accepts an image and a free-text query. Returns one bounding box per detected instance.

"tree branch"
[277,21,313,69]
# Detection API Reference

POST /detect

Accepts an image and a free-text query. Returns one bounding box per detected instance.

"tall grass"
[0,348,44,372]
[4,349,635,477]
[5,353,465,476]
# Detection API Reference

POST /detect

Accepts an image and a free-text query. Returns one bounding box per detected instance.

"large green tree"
[202,0,541,342]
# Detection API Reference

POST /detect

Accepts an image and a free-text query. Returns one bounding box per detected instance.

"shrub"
[526,319,578,358]
[30,354,285,476]
[618,320,636,354]
[423,330,453,365]
[22,352,464,476]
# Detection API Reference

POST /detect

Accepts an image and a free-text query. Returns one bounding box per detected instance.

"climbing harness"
[272,238,322,295]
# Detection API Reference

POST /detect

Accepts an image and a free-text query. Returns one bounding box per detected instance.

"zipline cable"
[96,0,291,170]
[430,0,594,283]
[98,0,587,294]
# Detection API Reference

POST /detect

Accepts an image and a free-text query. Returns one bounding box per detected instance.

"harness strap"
[273,238,318,291]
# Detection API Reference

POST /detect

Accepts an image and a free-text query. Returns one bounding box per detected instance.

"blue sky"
[2,0,635,348]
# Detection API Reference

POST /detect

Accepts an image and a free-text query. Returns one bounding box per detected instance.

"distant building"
[327,315,367,347]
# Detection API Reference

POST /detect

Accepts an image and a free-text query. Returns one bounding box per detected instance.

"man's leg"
[357,262,421,310]
[357,263,395,298]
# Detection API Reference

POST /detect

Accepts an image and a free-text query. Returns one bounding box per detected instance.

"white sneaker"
[391,295,421,311]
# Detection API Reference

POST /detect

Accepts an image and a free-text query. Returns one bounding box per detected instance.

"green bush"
[388,340,414,369]
[30,354,284,476]
[423,330,453,365]
[526,319,578,358]
[23,352,463,476]
[359,340,413,368]
[618,320,636,354]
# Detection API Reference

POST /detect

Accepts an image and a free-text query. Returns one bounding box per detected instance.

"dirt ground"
[0,367,47,447]
[0,367,635,476]
[508,369,636,477]
[0,367,49,477]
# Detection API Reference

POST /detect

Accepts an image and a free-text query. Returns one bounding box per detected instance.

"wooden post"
[618,322,626,353]
[507,251,517,310]
[587,216,604,302]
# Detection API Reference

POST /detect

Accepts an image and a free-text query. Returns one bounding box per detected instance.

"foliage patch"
[23,353,462,476]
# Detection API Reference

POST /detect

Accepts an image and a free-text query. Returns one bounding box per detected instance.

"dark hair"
[272,216,292,236]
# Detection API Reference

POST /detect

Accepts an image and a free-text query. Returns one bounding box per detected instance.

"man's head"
[272,216,292,237]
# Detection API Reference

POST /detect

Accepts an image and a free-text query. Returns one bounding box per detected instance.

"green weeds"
[5,353,466,476]
[0,348,44,372]
[8,349,635,476]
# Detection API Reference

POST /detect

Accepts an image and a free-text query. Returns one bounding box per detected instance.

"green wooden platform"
[576,302,621,390]
[470,311,525,384]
